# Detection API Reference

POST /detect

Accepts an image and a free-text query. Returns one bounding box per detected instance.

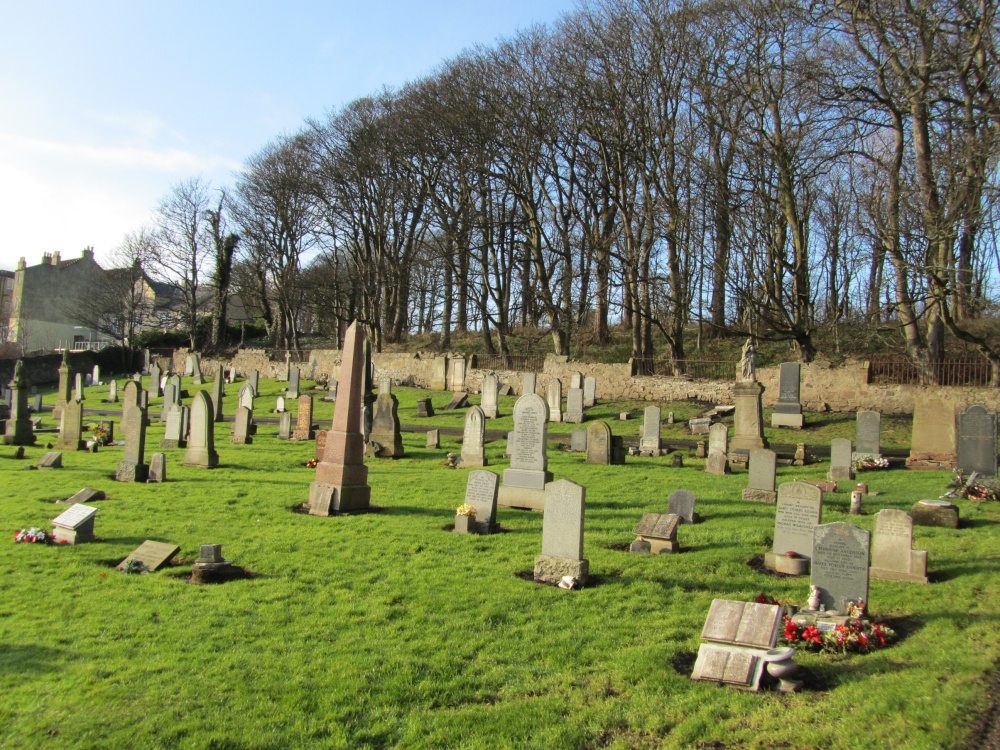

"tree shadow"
[0,644,69,675]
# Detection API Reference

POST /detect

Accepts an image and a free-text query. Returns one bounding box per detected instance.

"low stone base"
[55,439,85,452]
[771,413,804,429]
[911,500,959,528]
[533,555,589,585]
[630,538,651,553]
[563,413,584,424]
[497,485,546,511]
[870,566,928,584]
[457,455,486,469]
[115,461,149,483]
[159,439,185,449]
[763,552,810,576]
[183,448,219,469]
[231,436,253,445]
[829,467,854,481]
[308,481,371,516]
[290,429,315,441]
[53,527,94,545]
[742,488,777,503]
[646,537,679,554]
[454,514,478,534]
[906,451,958,470]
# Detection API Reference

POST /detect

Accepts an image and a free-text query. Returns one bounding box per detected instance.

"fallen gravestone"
[116,540,181,572]
[910,500,959,529]
[442,392,469,411]
[63,488,106,504]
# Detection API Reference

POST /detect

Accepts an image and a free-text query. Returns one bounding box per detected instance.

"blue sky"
[0,0,577,272]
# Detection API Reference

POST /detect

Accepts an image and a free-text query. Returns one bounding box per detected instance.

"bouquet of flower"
[783,615,896,654]
[942,469,1000,501]
[852,453,889,471]
[14,528,51,544]
[304,458,318,468]
[456,504,477,517]
[89,423,111,445]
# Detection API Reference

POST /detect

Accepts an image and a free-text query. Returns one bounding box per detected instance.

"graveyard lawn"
[2,379,999,748]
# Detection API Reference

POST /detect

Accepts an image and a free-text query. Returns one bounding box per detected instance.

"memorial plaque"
[958,404,997,476]
[465,470,500,532]
[772,482,823,559]
[701,599,782,649]
[692,645,761,688]
[811,522,870,613]
[52,503,99,530]
[540,479,585,560]
[116,541,181,572]
[856,410,881,456]
[667,489,698,524]
[634,513,680,540]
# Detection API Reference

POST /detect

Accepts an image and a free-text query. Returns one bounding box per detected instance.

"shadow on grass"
[0,643,69,675]
[286,503,387,516]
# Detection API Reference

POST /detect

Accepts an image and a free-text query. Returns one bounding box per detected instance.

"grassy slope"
[1,378,998,749]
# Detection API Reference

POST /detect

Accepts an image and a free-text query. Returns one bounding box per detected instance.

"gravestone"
[458,405,487,468]
[107,379,118,404]
[183,391,219,468]
[2,360,34,446]
[731,381,767,453]
[448,355,467,392]
[957,404,998,476]
[369,381,404,458]
[569,372,583,390]
[811,522,870,613]
[667,489,699,524]
[639,406,661,456]
[481,373,500,419]
[238,383,254,412]
[691,599,785,692]
[149,363,162,397]
[64,488,106,505]
[426,429,440,449]
[465,470,500,533]
[688,417,712,435]
[632,513,680,553]
[115,405,149,482]
[160,383,176,422]
[547,379,562,424]
[122,381,140,415]
[56,398,85,451]
[75,373,84,400]
[907,397,957,469]
[116,541,180,572]
[771,363,804,428]
[570,429,587,453]
[828,438,854,481]
[586,421,609,465]
[287,366,301,399]
[415,397,434,417]
[275,396,286,413]
[856,410,881,457]
[160,404,188,448]
[31,394,42,413]
[278,410,292,440]
[763,481,823,574]
[705,423,731,475]
[231,406,253,444]
[498,383,513,396]
[190,355,203,385]
[169,374,183,398]
[522,372,537,396]
[38,452,63,468]
[742,449,777,502]
[431,356,448,391]
[498,393,553,511]
[54,349,72,418]
[564,388,584,424]
[148,452,167,482]
[313,430,327,460]
[309,321,371,514]
[870,509,928,584]
[51,503,99,544]
[211,373,225,423]
[291,394,315,441]
[583,376,596,408]
[323,380,338,402]
[442,392,469,411]
[534,479,588,585]
[184,354,195,376]
[910,499,960,529]
[248,370,259,394]
[92,365,101,385]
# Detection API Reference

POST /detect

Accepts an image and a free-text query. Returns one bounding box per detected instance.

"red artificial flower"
[784,619,799,640]
[802,626,822,644]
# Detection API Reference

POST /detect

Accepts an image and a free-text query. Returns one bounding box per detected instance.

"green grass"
[2,376,999,749]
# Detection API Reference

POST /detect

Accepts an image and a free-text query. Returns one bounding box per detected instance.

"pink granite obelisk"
[309,321,371,515]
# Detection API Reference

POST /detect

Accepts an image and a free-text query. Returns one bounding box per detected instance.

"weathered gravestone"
[763,481,823,574]
[190,355,203,385]
[238,383,254,412]
[465,469,500,534]
[92,365,101,385]
[870,509,928,584]
[274,396,286,413]
[115,405,149,482]
[248,370,259,394]
[481,373,500,419]
[149,363,162,397]
[51,503,98,544]
[287,366,301,399]
[448,355,467,392]
[564,388,584,424]
[534,479,588,585]
[667,488,699,524]
[56,398,85,451]
[2,360,34,446]
[692,599,786,692]
[323,380,338,402]
[811,522,870,613]
[585,421,609,465]
[426,429,440,449]
[442,392,469,411]
[63,488,106,504]
[75,373,84,400]
[910,499,960,529]
[183,391,219,468]
[771,363,804,428]
[743,449,777,502]
[30,394,42,413]
[415,397,434,417]
[278,411,292,440]
[583,376,596,408]
[160,383,177,422]
[458,405,487,468]
[291,394,315,441]
[570,429,588,453]
[169,374,183,398]
[856,410,881,457]
[522,372,537,397]
[688,417,712,435]
[431,356,448,391]
[107,379,118,404]
[547,379,562,423]
[231,406,253,445]
[309,321,371,515]
[116,540,180,572]
[731,381,767,453]
[498,393,552,511]
[54,349,72,418]
[632,513,680,553]
[705,423,731,475]
[907,397,957,469]
[148,452,167,482]
[958,404,998,476]
[38,452,63,468]
[211,374,225,423]
[639,405,661,456]
[828,438,854,481]
[369,380,404,458]
[498,383,514,396]
[569,372,583,390]
[160,405,189,448]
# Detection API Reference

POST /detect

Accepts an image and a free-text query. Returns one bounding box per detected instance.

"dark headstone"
[958,404,998,476]
[811,522,870,613]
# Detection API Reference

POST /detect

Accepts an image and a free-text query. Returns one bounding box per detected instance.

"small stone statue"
[807,585,821,611]
[740,339,756,382]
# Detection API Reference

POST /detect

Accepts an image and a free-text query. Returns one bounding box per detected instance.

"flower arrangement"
[782,615,896,654]
[14,528,52,544]
[852,453,889,471]
[456,504,477,517]
[88,423,112,445]
[304,458,318,468]
[122,559,147,575]
[942,469,1000,502]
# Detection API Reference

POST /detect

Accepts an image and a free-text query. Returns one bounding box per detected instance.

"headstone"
[92,365,101,385]
[547,379,562,423]
[828,438,853,480]
[51,503,98,544]
[211,373,225,423]
[855,410,881,456]
[705,423,731,475]
[763,481,823,574]
[160,405,189,449]
[183,391,220,468]
[275,396,286,413]
[185,353,195,376]
[323,380,338,402]
[309,321,371,515]
[287,366,301,399]
[63,488,106,504]
[498,383,514,396]
[189,355,202,385]
[239,384,254,412]
[910,499,959,529]
[570,429,588,453]
[498,394,553,511]
[116,540,180,572]
[442,392,469,410]
[458,405,487,468]
[149,363,162,397]
[278,410,292,439]
[639,406,661,456]
[3,361,35,446]
[564,388,584,424]
[533,479,588,585]
[691,599,784,692]
[231,406,253,444]
[632,513,680,553]
[115,405,149,482]
[38,451,63,469]
[160,383,176,422]
[56,398,85,451]
[667,489,699,524]
[138,390,149,417]
[688,417,712,435]
[585,421,610,465]
[415,397,434,417]
[248,370,259,394]
[958,404,998,476]
[731,381,767,452]
[426,429,440,449]
[870,509,928,583]
[369,381,404,458]
[522,372,537,396]
[742,449,777,502]
[448,355,467,392]
[481,373,500,419]
[794,444,806,466]
[569,372,583,390]
[169,374,182,398]
[583,377,596,408]
[107,379,118,404]
[907,397,957,469]
[771,363,804,428]
[290,394,315,441]
[465,470,500,533]
[431,356,448,391]
[148,452,167,482]
[75,373,85,400]
[811,522,870,613]
[54,350,72,418]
